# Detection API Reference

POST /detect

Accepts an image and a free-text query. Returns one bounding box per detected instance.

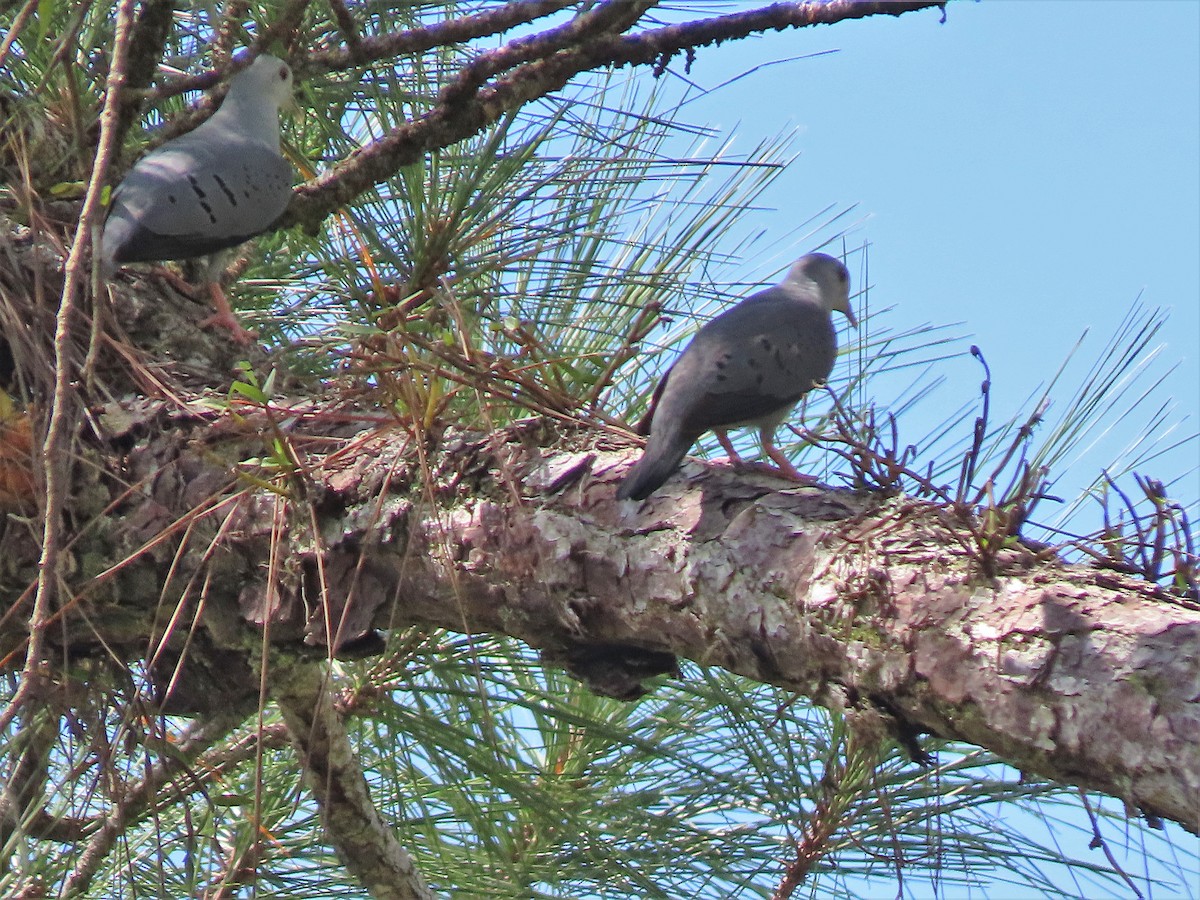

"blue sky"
[676,0,1199,531]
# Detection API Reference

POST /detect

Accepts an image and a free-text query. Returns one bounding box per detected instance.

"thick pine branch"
[5,392,1194,834]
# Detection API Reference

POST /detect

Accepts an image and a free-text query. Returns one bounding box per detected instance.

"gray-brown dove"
[99,54,295,344]
[617,252,855,501]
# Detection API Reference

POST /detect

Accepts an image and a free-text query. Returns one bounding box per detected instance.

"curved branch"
[438,0,660,104]
[144,0,579,101]
[305,0,579,70]
[274,658,433,900]
[281,0,942,232]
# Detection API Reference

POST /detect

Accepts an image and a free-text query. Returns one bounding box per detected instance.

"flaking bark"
[3,388,1195,833]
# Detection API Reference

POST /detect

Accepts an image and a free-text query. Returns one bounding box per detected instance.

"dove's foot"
[714,429,819,484]
[202,284,258,345]
[761,445,820,485]
[200,310,258,345]
[714,430,745,466]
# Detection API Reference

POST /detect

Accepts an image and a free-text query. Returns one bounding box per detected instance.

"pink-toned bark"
[55,403,1194,833]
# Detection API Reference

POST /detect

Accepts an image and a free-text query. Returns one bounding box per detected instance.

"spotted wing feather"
[103,139,292,266]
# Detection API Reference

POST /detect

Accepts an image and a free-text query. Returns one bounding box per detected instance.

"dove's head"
[786,253,856,327]
[229,54,294,111]
[212,54,295,147]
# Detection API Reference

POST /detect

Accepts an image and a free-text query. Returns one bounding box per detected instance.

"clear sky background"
[673,0,1199,535]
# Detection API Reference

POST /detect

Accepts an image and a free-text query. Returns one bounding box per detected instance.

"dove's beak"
[845,306,858,329]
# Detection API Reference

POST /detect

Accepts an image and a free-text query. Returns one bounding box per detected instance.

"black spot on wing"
[187,175,217,224]
[212,173,237,206]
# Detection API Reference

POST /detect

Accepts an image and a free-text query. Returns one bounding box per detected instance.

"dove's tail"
[616,428,695,501]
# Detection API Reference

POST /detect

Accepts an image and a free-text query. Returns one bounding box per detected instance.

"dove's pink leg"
[200,282,258,345]
[761,427,818,484]
[715,430,744,465]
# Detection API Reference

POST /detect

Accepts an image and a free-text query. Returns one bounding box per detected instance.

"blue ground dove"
[99,54,295,344]
[617,252,855,501]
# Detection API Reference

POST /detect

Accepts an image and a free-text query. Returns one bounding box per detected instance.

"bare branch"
[439,0,660,104]
[306,0,578,69]
[274,658,433,900]
[282,0,942,232]
[0,0,137,741]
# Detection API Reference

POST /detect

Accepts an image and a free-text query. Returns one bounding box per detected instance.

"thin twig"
[1078,790,1146,899]
[0,0,38,70]
[957,344,989,504]
[0,0,138,740]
